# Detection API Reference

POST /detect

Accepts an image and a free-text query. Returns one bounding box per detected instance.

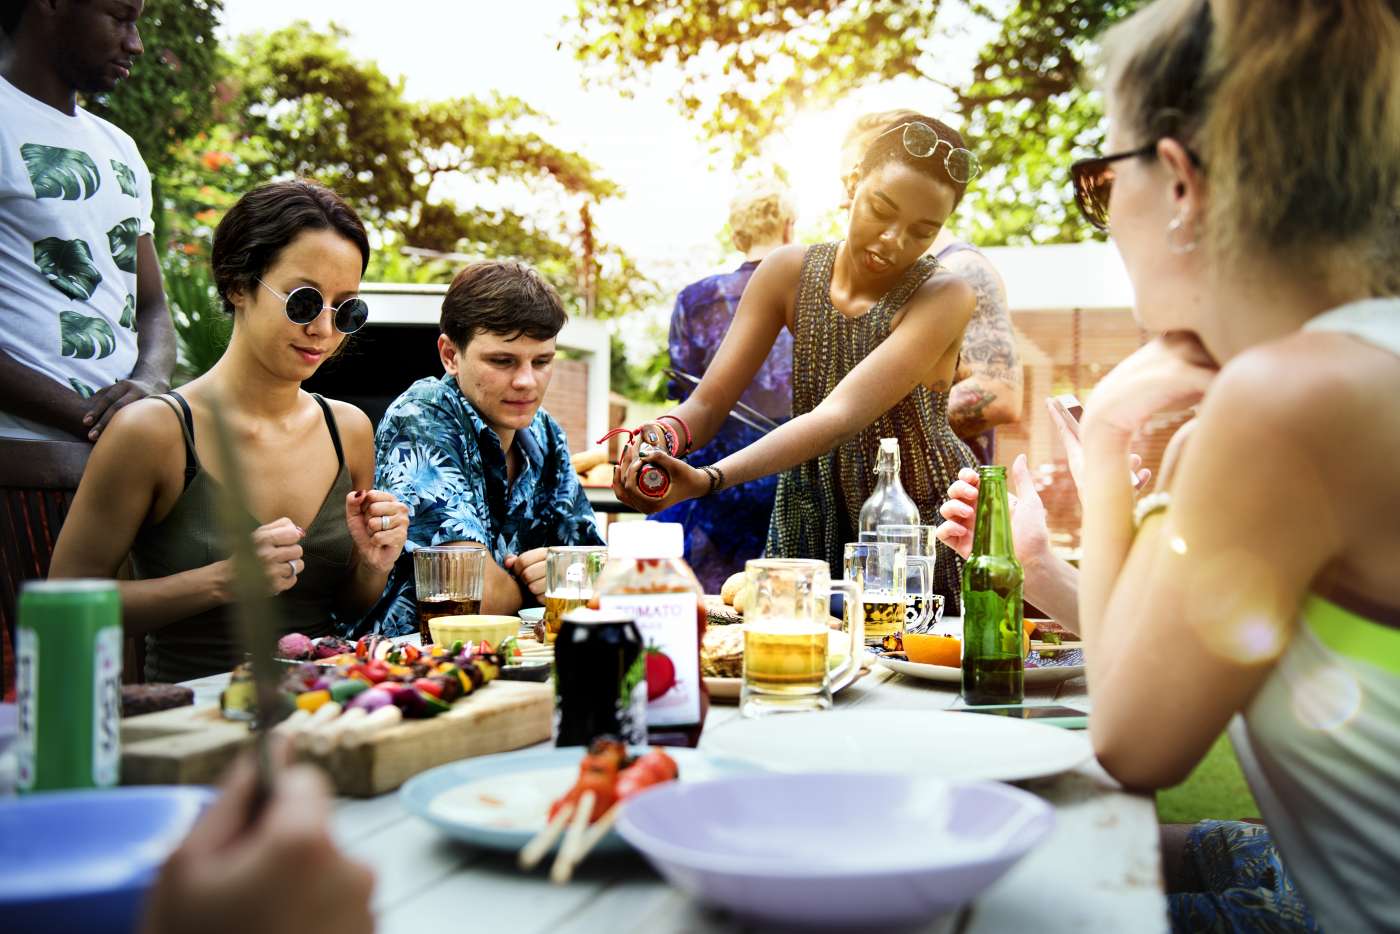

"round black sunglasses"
[258,279,370,334]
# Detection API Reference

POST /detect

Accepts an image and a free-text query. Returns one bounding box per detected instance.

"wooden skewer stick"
[519,801,575,871]
[549,790,597,885]
[575,802,622,857]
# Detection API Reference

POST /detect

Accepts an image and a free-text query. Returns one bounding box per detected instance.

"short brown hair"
[440,260,567,348]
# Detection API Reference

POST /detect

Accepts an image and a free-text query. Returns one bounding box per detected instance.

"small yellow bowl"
[429,614,519,648]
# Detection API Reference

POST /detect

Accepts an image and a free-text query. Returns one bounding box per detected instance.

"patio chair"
[0,439,91,700]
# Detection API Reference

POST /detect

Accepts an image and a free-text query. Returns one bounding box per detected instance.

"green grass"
[1155,732,1261,823]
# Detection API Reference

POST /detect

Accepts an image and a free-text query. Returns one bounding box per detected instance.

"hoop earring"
[1166,215,1198,254]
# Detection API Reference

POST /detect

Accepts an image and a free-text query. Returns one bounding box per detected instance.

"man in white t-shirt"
[0,0,174,442]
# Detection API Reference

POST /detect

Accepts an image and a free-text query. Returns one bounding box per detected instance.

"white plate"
[876,654,1086,685]
[701,709,1092,783]
[399,746,760,853]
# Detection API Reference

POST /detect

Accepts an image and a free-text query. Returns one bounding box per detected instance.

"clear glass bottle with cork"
[858,437,921,536]
[592,521,709,747]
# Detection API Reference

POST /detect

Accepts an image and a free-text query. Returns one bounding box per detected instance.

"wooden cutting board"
[121,680,553,797]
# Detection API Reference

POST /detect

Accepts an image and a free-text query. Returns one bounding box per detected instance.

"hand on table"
[82,375,164,441]
[140,745,374,934]
[346,489,409,575]
[505,547,549,599]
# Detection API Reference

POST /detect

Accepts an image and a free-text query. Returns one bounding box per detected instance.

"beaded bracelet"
[701,465,726,495]
[1132,491,1171,530]
[658,413,693,455]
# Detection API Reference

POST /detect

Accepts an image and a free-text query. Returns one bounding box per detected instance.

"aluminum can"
[553,607,646,747]
[16,579,123,792]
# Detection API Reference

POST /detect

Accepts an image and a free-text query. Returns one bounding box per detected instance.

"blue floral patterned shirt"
[355,374,603,636]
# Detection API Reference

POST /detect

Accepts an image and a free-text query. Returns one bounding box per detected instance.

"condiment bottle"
[858,437,920,535]
[593,521,708,747]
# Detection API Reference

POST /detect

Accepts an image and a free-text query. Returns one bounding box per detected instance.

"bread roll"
[720,571,746,605]
[571,448,609,475]
[583,463,615,487]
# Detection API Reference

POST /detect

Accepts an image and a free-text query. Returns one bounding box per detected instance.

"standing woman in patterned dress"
[613,113,979,609]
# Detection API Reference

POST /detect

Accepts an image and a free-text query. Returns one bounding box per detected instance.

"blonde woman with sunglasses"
[51,180,409,682]
[614,113,982,610]
[1058,1,1400,930]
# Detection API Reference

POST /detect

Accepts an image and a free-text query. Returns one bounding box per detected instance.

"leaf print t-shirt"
[0,76,154,440]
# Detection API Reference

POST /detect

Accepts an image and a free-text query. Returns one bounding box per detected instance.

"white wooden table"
[183,652,1168,933]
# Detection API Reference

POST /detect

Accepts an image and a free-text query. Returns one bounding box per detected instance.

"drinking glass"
[412,544,486,643]
[740,558,862,717]
[844,541,935,646]
[876,523,945,633]
[544,545,608,642]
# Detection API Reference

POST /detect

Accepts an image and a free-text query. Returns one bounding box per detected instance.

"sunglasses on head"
[1070,140,1203,231]
[257,278,369,334]
[867,121,982,185]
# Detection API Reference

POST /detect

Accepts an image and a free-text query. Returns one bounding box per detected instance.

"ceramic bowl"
[0,785,214,934]
[429,614,519,648]
[616,771,1053,928]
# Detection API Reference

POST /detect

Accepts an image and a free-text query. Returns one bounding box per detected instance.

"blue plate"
[0,785,214,934]
[400,745,761,854]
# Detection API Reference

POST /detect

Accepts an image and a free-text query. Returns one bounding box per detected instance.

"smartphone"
[953,704,1088,730]
[1049,393,1084,437]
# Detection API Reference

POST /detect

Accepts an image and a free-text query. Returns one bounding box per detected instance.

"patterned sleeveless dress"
[765,242,977,612]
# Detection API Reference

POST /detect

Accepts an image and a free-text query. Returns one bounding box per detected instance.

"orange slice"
[903,633,962,668]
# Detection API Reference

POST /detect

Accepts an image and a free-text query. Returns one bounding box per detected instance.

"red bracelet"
[658,413,693,455]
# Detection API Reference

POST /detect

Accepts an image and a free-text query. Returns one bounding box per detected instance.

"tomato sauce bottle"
[592,521,708,747]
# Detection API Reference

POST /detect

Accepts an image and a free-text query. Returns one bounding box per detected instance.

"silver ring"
[287,560,297,577]
[380,515,391,531]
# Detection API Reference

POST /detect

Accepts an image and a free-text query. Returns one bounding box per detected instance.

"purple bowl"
[616,772,1053,928]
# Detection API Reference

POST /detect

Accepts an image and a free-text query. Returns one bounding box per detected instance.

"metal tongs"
[207,390,291,813]
[664,368,781,437]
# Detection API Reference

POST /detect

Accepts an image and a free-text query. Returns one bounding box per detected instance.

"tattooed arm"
[942,251,1022,439]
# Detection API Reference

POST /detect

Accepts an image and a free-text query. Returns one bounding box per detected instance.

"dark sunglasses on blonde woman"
[1070,140,1202,231]
[257,279,370,334]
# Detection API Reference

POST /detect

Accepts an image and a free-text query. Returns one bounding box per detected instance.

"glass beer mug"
[876,524,945,633]
[844,540,936,646]
[740,558,863,717]
[544,545,608,642]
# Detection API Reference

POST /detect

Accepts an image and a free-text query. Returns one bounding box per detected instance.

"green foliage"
[569,0,1146,245]
[59,310,117,359]
[21,144,101,200]
[162,260,231,385]
[609,329,670,404]
[34,237,102,301]
[85,0,224,182]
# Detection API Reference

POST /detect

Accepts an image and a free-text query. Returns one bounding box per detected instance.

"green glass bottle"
[960,466,1024,706]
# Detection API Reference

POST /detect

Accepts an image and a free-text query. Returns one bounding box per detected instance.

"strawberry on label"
[645,645,677,701]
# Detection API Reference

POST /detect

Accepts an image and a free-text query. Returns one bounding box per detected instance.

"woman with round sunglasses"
[50,179,409,681]
[1057,1,1400,930]
[614,113,982,609]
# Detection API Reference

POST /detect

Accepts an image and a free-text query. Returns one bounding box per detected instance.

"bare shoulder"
[911,268,975,326]
[101,395,184,454]
[939,249,1008,299]
[323,397,375,453]
[1207,330,1396,447]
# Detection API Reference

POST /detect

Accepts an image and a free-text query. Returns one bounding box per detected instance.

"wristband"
[659,413,693,454]
[1132,491,1171,530]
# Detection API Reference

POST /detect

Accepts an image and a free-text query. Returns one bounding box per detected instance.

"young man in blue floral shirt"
[359,261,603,636]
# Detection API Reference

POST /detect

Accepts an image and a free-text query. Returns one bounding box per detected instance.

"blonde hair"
[729,179,795,253]
[1103,0,1400,294]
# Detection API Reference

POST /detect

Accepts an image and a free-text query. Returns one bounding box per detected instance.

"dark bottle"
[960,466,1024,706]
[553,608,647,747]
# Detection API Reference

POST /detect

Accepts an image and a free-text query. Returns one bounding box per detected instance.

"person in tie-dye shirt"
[358,261,602,636]
[652,179,794,593]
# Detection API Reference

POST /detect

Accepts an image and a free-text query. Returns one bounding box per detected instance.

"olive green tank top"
[765,242,977,611]
[131,391,353,682]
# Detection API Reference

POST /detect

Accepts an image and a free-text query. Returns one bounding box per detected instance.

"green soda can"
[16,579,123,793]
